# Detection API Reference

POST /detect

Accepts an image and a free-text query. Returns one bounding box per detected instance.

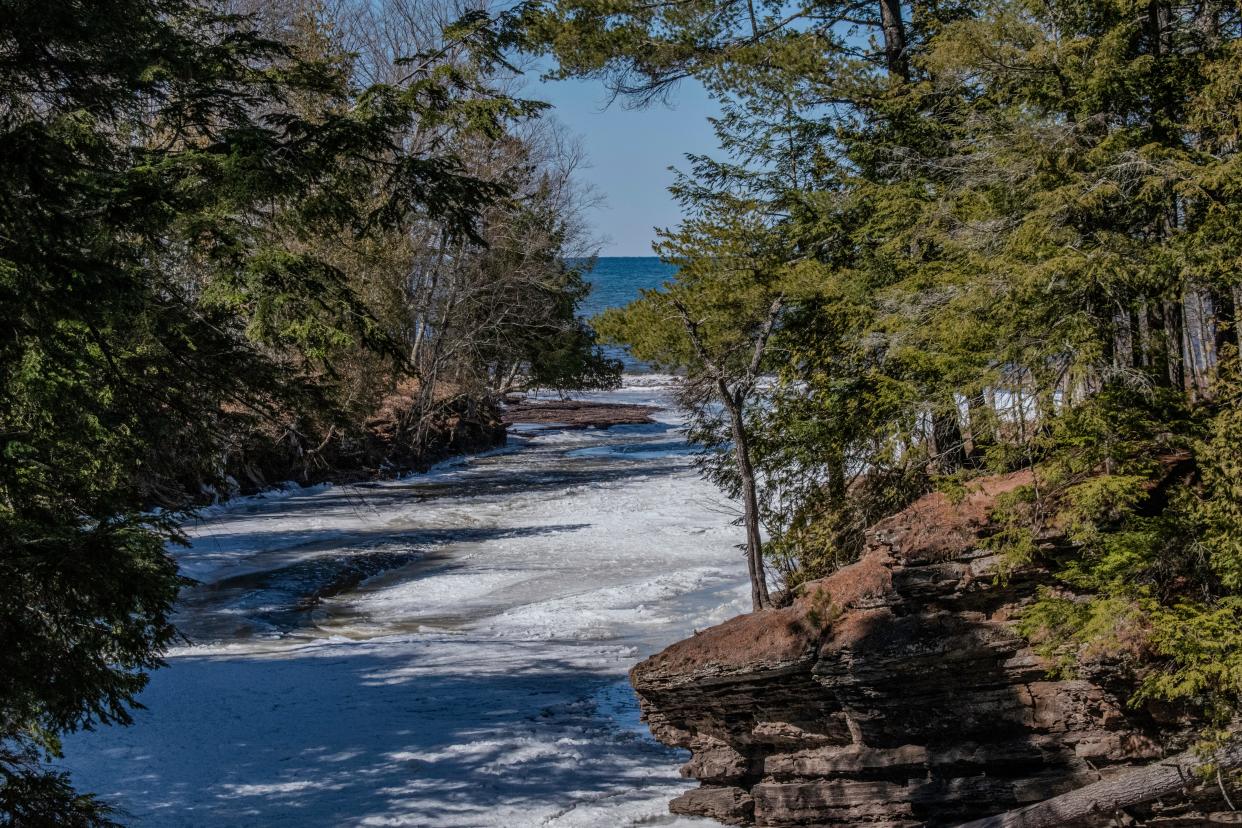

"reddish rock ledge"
[631,472,1214,827]
[502,399,659,429]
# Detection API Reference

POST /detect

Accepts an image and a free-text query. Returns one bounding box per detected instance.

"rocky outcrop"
[631,472,1206,827]
[502,399,659,428]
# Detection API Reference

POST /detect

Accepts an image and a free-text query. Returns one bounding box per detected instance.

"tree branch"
[745,294,784,385]
[671,296,726,380]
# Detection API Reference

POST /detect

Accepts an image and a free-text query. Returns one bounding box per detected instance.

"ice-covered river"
[59,376,747,827]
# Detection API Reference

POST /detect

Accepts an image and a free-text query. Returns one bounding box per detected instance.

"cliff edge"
[631,472,1218,827]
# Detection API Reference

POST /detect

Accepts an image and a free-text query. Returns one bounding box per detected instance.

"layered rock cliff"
[631,472,1211,827]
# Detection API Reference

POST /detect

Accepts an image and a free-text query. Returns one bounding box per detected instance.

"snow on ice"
[58,376,749,827]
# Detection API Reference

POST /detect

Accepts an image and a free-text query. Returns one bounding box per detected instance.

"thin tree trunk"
[498,360,522,394]
[1099,310,1116,380]
[720,380,771,612]
[1148,1,1185,393]
[1129,308,1144,369]
[1181,294,1200,394]
[1015,382,1028,446]
[878,0,909,80]
[411,244,462,450]
[1196,289,1215,378]
[410,231,448,370]
[955,740,1242,828]
[965,396,992,463]
[671,295,780,614]
[1147,301,1171,387]
[1213,286,1238,359]
[1167,298,1186,390]
[931,407,966,474]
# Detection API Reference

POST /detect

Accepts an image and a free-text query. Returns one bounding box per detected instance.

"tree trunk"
[1129,308,1144,369]
[410,231,448,370]
[1213,286,1238,359]
[878,0,909,81]
[965,398,984,462]
[1195,2,1221,46]
[1100,311,1116,379]
[1167,298,1186,390]
[1147,301,1171,387]
[1147,1,1186,393]
[720,379,771,612]
[1180,294,1200,393]
[954,741,1242,828]
[1196,289,1216,380]
[931,406,966,474]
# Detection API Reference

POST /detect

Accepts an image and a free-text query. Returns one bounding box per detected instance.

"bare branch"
[671,296,727,380]
[745,294,784,384]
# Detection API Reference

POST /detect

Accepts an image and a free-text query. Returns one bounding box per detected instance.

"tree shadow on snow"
[64,646,690,827]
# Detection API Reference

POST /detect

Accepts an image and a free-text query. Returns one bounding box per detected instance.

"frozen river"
[59,376,747,827]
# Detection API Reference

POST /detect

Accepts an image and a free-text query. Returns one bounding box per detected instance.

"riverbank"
[502,399,660,428]
[58,375,747,827]
[195,391,507,506]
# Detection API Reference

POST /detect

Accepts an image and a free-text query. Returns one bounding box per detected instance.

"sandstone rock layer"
[631,472,1185,827]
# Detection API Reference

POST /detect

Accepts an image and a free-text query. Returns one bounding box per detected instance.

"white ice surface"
[58,376,748,827]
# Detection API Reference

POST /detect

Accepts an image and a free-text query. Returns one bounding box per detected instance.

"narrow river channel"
[59,375,746,827]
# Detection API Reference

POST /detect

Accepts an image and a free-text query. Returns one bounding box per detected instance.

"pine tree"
[527,0,1242,730]
[0,0,538,818]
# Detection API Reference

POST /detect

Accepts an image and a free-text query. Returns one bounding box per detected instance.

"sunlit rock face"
[631,471,1183,827]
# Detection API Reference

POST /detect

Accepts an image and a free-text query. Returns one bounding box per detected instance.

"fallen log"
[955,740,1242,828]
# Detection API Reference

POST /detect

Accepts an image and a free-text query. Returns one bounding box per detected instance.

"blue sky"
[523,72,721,256]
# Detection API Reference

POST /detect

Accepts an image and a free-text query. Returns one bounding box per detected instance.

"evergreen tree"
[595,199,788,609]
[0,0,540,818]
[526,0,1242,732]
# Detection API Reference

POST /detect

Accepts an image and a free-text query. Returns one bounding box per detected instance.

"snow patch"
[59,375,743,827]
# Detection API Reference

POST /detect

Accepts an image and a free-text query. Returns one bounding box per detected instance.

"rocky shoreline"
[200,395,660,507]
[208,393,507,503]
[501,398,660,428]
[631,472,1231,827]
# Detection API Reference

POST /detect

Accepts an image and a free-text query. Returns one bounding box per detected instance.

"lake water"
[579,257,677,373]
[578,257,677,320]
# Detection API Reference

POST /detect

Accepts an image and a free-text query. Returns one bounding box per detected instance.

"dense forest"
[528,0,1242,752]
[0,0,617,821]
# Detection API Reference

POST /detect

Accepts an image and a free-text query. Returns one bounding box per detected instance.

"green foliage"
[460,189,621,394]
[1189,363,1242,592]
[935,474,971,507]
[1019,590,1148,679]
[1014,377,1242,725]
[984,484,1043,581]
[1,0,597,820]
[1139,598,1242,726]
[0,761,120,828]
[800,587,841,633]
[530,0,1242,731]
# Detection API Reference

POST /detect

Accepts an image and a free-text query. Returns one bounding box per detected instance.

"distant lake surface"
[576,257,678,372]
[577,256,677,319]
